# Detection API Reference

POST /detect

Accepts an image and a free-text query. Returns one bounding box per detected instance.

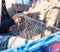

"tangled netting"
[10,14,60,41]
[17,16,45,39]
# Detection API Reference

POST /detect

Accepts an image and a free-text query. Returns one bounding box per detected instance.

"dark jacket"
[0,0,15,34]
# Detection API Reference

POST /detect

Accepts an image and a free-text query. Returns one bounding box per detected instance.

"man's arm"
[0,13,25,34]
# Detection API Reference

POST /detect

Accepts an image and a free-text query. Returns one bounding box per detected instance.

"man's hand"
[12,13,26,24]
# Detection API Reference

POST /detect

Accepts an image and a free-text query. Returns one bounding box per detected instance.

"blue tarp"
[1,31,60,52]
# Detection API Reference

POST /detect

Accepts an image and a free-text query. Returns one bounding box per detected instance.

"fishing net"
[16,16,45,40]
[10,14,60,40]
